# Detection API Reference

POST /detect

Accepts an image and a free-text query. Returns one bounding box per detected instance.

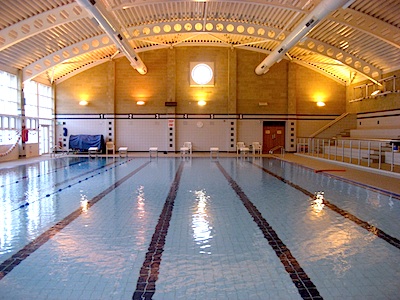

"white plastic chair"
[236,142,245,155]
[182,142,192,155]
[252,142,262,155]
[105,142,115,156]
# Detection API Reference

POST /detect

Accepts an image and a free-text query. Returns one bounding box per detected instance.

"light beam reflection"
[192,189,213,254]
[136,185,146,219]
[80,190,89,213]
[311,191,325,215]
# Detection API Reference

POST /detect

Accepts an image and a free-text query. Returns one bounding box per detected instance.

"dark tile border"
[0,157,87,187]
[132,161,184,300]
[252,161,400,250]
[216,162,322,300]
[273,156,400,200]
[12,158,134,212]
[0,161,150,280]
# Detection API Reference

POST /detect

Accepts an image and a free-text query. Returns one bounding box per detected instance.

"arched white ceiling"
[0,0,399,85]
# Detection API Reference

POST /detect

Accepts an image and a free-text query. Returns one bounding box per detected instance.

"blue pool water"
[0,157,399,299]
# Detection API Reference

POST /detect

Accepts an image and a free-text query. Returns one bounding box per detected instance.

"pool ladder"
[269,145,285,156]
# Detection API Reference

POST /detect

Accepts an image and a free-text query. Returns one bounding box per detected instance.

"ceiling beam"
[0,3,88,52]
[328,8,400,49]
[76,0,147,75]
[22,34,114,83]
[255,0,353,75]
[111,0,315,13]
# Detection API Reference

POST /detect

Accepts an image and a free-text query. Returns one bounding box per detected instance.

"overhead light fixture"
[136,100,145,105]
[198,100,206,106]
[371,90,381,96]
[316,101,325,107]
[79,100,88,106]
[259,102,268,106]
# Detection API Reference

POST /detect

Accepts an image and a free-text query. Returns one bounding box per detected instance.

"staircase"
[311,113,357,139]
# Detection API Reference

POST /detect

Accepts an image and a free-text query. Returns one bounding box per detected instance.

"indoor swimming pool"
[0,156,399,300]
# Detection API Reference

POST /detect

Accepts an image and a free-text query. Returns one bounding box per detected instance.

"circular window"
[191,63,213,85]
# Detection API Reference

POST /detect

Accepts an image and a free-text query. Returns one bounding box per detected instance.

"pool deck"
[2,151,400,197]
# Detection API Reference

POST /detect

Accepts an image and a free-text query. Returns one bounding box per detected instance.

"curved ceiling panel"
[0,0,399,86]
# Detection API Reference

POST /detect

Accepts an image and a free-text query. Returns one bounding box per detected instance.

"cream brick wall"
[56,61,115,114]
[55,46,351,151]
[56,47,346,116]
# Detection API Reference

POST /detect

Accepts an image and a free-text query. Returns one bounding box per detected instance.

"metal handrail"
[296,137,399,172]
[269,145,284,154]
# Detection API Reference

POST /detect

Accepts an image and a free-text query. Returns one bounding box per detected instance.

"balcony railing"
[297,137,400,173]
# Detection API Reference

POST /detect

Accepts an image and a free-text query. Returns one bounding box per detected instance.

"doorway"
[263,121,285,153]
[40,125,50,155]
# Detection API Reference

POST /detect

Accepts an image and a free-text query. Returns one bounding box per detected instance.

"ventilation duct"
[255,0,354,75]
[76,0,147,75]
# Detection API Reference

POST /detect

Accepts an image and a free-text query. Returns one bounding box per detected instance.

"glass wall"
[24,80,54,154]
[0,70,54,155]
[0,71,19,146]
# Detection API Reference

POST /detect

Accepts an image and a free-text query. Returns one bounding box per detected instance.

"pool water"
[0,157,399,299]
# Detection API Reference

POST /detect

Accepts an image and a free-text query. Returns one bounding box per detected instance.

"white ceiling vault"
[0,0,399,86]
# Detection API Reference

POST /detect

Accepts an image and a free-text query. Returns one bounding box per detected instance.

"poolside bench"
[88,147,99,158]
[149,147,158,159]
[119,147,128,157]
[210,147,219,159]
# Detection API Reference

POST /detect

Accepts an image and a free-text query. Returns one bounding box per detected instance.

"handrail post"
[378,142,382,169]
[358,141,361,165]
[349,140,352,164]
[341,140,344,162]
[367,141,371,167]
[328,139,331,160]
[310,138,313,156]
[391,143,394,172]
[334,139,337,160]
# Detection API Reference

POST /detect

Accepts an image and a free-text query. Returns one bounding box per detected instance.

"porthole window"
[190,62,214,86]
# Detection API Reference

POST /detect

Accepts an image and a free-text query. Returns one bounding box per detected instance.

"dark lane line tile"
[252,161,400,250]
[132,161,184,300]
[217,162,322,300]
[12,159,125,211]
[0,161,150,280]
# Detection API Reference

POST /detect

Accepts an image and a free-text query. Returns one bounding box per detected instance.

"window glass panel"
[0,71,18,115]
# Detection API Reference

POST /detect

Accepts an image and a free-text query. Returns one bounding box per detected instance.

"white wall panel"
[237,120,263,146]
[176,119,230,151]
[116,119,167,151]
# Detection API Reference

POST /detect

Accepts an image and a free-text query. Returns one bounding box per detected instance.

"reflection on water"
[136,185,146,219]
[311,191,325,215]
[80,190,89,213]
[192,189,213,254]
[135,185,147,246]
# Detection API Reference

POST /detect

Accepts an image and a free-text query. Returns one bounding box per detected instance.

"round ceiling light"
[191,63,213,85]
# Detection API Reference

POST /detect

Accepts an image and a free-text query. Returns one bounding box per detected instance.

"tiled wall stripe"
[216,162,322,300]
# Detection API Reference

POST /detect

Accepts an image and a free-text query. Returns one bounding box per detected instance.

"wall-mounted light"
[136,100,145,105]
[198,100,207,106]
[259,102,268,106]
[79,100,89,106]
[316,101,325,107]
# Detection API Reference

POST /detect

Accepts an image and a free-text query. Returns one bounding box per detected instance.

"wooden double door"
[262,121,285,154]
